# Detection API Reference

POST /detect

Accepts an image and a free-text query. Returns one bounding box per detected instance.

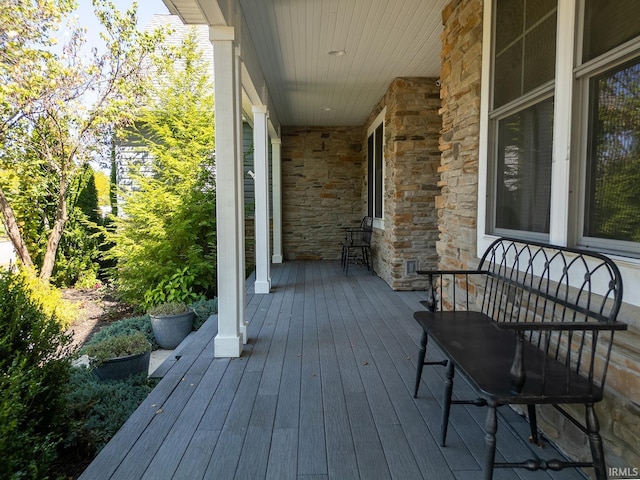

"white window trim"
[368,108,386,230]
[477,0,640,307]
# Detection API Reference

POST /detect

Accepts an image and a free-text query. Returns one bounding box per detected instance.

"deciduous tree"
[0,0,164,280]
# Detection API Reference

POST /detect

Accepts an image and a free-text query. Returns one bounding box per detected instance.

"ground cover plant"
[62,370,157,465]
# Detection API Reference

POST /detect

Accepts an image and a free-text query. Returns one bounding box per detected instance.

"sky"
[75,0,170,51]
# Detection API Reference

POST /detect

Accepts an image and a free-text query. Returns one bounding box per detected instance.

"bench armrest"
[499,320,626,394]
[497,321,628,332]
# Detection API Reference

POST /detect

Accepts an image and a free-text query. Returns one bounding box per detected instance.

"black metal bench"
[413,237,626,480]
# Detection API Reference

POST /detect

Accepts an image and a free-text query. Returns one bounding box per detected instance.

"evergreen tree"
[110,30,217,304]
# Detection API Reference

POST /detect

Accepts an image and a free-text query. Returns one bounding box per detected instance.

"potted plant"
[148,301,194,349]
[84,331,151,380]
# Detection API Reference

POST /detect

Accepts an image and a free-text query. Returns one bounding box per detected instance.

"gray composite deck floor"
[79,261,587,480]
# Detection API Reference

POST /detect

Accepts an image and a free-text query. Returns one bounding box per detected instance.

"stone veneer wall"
[437,0,482,270]
[364,78,442,289]
[280,127,363,260]
[439,0,640,470]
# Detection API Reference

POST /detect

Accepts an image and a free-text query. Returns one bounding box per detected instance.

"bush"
[83,315,155,350]
[81,298,217,352]
[63,368,157,456]
[143,267,205,310]
[147,301,189,316]
[108,32,217,305]
[52,166,103,288]
[84,332,150,362]
[190,298,218,330]
[16,266,79,328]
[0,270,73,479]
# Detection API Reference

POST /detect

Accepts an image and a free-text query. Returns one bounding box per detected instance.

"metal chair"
[340,216,373,275]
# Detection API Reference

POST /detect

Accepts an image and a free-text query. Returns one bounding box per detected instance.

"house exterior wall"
[437,0,483,271]
[439,0,640,469]
[364,78,442,289]
[280,126,363,260]
[279,79,441,286]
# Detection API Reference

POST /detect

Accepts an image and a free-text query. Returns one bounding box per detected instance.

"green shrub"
[16,266,79,328]
[52,165,103,288]
[83,315,155,350]
[0,270,73,479]
[190,298,218,330]
[143,267,205,310]
[84,332,150,362]
[81,297,216,354]
[148,301,189,316]
[108,32,217,305]
[64,368,157,455]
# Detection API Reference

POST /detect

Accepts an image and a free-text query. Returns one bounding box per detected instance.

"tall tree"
[0,0,164,280]
[110,30,217,305]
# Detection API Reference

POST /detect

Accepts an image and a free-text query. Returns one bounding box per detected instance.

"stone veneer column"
[363,78,442,289]
[437,0,483,270]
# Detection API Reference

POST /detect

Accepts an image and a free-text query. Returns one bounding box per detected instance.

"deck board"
[80,261,587,480]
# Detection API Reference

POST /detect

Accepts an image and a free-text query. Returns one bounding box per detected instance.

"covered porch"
[80,261,584,480]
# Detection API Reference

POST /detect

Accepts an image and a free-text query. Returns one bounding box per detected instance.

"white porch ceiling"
[164,0,448,127]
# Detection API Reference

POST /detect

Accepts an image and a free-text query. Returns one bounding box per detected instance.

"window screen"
[495,97,554,233]
[584,59,640,242]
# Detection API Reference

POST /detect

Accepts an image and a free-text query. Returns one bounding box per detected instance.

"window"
[484,0,640,258]
[494,98,553,234]
[582,59,640,248]
[578,1,640,255]
[488,0,557,238]
[367,109,385,225]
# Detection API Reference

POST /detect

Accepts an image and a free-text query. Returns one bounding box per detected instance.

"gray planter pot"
[92,350,151,381]
[150,311,194,349]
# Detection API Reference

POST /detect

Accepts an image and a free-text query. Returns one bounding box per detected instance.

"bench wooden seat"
[412,237,626,480]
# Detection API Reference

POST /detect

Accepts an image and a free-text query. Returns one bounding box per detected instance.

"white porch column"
[211,26,243,357]
[253,105,271,293]
[235,48,247,343]
[271,138,283,263]
[549,0,577,246]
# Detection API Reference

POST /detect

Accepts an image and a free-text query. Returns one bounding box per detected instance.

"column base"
[239,322,247,344]
[214,334,243,358]
[272,254,283,264]
[254,279,271,294]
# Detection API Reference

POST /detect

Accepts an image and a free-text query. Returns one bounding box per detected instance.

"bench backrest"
[432,237,624,389]
[477,238,623,324]
[360,216,373,245]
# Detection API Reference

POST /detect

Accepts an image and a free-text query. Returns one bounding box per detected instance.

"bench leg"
[586,403,607,480]
[527,404,540,446]
[484,402,498,480]
[441,360,455,446]
[414,331,428,398]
